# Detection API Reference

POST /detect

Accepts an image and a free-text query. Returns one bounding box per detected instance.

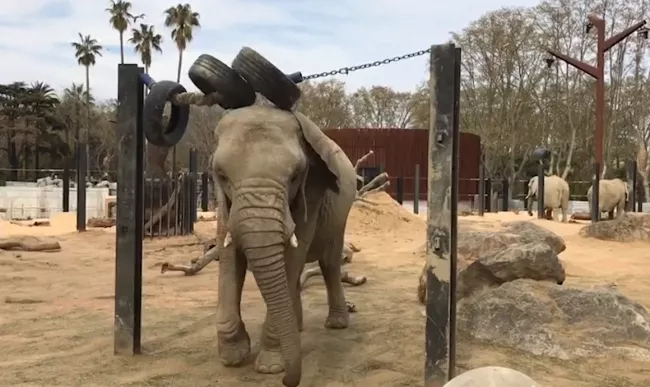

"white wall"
[0,185,110,220]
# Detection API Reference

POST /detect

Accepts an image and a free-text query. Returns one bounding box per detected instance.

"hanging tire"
[188,54,256,109]
[143,81,190,147]
[231,47,301,111]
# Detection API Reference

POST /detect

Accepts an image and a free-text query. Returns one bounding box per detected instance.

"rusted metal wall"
[324,128,480,201]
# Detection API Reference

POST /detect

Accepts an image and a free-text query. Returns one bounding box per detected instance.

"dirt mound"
[347,192,424,234]
[1,213,79,237]
[579,214,650,242]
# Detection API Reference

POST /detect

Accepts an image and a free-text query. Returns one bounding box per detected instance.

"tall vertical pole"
[595,19,606,177]
[425,43,460,387]
[114,64,145,355]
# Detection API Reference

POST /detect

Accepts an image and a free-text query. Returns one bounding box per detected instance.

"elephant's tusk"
[223,232,232,247]
[290,233,298,248]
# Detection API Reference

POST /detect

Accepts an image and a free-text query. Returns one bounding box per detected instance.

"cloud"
[0,0,539,101]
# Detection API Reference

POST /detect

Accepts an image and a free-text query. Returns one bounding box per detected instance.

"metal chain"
[303,48,432,81]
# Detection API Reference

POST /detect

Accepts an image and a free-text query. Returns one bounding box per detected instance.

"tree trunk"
[172,49,184,177]
[119,32,124,64]
[85,65,91,178]
[176,49,183,83]
[561,127,576,180]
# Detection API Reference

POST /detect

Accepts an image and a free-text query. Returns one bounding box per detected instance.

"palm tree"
[164,3,200,82]
[129,23,163,73]
[71,33,102,145]
[71,33,102,178]
[106,0,144,64]
[62,83,92,149]
[25,82,61,172]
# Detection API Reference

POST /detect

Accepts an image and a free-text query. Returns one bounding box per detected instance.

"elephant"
[587,178,628,220]
[212,105,357,387]
[525,175,570,222]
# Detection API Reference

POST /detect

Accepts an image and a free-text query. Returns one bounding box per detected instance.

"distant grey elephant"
[213,105,357,387]
[525,175,570,222]
[587,178,628,220]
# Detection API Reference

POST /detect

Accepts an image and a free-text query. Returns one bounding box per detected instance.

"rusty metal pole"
[546,15,645,221]
[594,17,606,176]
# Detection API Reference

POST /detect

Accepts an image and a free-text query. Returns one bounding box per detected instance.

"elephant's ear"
[294,112,341,191]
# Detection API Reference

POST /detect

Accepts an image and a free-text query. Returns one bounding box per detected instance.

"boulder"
[419,221,566,304]
[502,221,566,254]
[580,213,650,242]
[458,279,650,360]
[458,221,566,268]
[443,366,541,387]
[457,242,565,299]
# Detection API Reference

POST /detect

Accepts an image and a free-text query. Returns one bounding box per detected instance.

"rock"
[443,366,541,387]
[502,221,566,254]
[458,222,565,268]
[418,222,566,304]
[458,279,650,360]
[457,242,565,299]
[580,213,650,242]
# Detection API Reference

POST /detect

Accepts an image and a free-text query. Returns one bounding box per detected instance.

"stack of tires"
[140,47,306,238]
[142,47,304,148]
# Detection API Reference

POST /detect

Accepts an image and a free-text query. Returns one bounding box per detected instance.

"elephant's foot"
[325,307,349,329]
[254,347,284,374]
[217,323,251,367]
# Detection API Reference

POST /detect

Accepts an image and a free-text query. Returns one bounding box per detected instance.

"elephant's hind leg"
[217,249,250,367]
[317,233,349,329]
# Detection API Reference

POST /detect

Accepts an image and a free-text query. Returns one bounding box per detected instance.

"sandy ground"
[1,195,650,387]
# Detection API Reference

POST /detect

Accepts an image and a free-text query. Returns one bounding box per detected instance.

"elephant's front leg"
[255,246,305,375]
[216,247,250,367]
[319,234,349,329]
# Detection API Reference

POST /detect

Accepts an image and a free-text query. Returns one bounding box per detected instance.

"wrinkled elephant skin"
[525,175,570,222]
[587,178,628,220]
[212,105,357,387]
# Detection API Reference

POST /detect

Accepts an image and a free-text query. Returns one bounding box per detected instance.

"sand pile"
[1,213,79,237]
[347,192,424,234]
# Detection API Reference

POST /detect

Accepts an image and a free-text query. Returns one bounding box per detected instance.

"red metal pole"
[595,19,605,176]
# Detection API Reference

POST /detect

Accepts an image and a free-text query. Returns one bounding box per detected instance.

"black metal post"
[627,160,637,212]
[425,43,460,386]
[396,177,404,204]
[114,64,145,355]
[189,148,198,230]
[501,179,509,211]
[76,143,87,231]
[485,178,492,212]
[62,164,70,212]
[414,164,420,214]
[478,154,485,216]
[537,162,545,219]
[201,172,209,212]
[591,162,600,222]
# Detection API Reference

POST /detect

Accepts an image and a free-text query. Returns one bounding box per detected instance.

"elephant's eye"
[215,170,228,182]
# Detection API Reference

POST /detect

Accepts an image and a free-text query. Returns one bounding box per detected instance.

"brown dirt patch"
[1,206,650,386]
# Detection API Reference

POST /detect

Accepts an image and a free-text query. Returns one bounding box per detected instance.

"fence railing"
[2,162,647,221]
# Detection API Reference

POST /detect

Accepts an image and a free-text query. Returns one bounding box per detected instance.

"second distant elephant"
[525,175,570,222]
[587,178,628,220]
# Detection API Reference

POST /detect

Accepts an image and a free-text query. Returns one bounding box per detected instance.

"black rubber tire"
[231,47,301,111]
[143,81,190,147]
[188,54,256,109]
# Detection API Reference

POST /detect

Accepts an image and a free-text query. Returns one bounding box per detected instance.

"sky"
[0,0,540,102]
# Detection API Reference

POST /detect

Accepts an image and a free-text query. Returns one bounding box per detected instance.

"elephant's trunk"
[230,188,301,387]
